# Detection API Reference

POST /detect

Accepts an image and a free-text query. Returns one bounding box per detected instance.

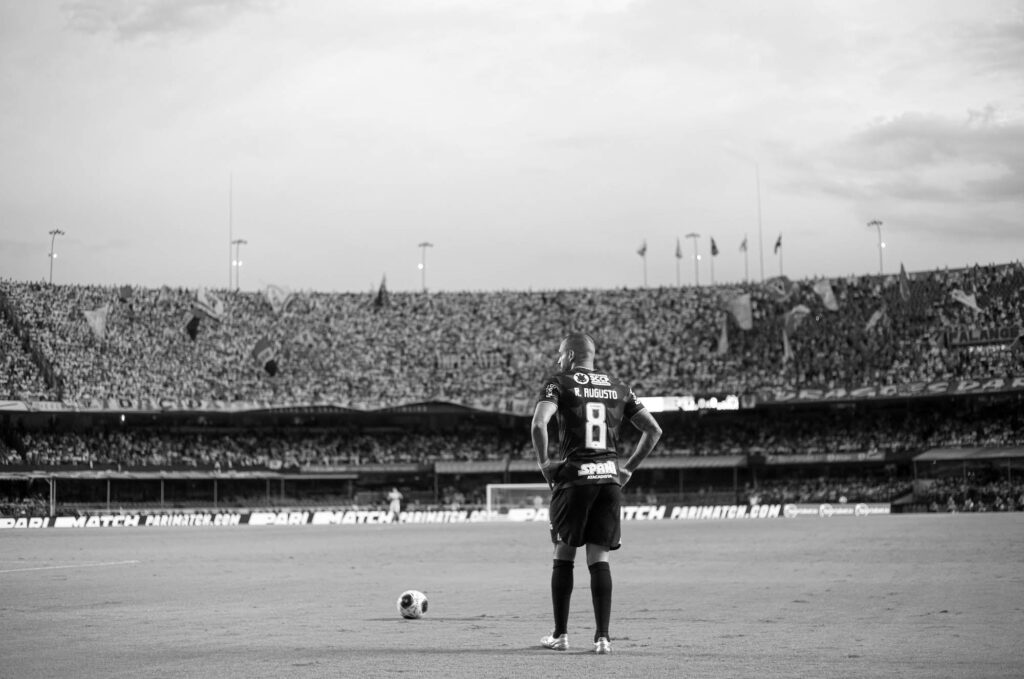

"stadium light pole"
[231,238,247,291]
[48,228,65,284]
[685,233,700,286]
[867,220,884,274]
[418,241,434,292]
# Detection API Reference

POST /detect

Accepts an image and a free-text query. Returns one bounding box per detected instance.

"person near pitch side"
[387,486,403,523]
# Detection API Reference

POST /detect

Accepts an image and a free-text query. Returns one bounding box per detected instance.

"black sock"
[551,559,574,636]
[589,561,612,642]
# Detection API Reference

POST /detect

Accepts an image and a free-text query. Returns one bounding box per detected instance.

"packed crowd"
[0,261,1021,408]
[918,476,1024,512]
[3,428,529,469]
[2,397,1021,470]
[745,475,913,504]
[0,307,56,401]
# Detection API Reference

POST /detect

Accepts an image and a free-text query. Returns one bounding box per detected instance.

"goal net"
[485,483,550,518]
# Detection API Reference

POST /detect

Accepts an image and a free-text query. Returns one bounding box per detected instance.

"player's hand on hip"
[539,460,561,488]
[618,467,633,487]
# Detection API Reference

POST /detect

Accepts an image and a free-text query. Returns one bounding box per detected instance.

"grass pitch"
[1,514,1022,678]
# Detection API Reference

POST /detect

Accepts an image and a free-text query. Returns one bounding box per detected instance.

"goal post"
[485,483,551,517]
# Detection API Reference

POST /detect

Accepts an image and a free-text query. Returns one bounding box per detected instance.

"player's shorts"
[549,483,622,550]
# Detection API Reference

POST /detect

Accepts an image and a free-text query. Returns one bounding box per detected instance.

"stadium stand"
[1,261,1022,514]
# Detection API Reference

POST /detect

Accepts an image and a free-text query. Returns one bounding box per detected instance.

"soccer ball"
[397,590,428,619]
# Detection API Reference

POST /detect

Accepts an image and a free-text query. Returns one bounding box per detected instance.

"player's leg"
[547,543,576,646]
[542,487,586,650]
[583,484,622,653]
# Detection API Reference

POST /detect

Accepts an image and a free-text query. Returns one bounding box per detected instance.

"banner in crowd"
[0,509,496,529]
[758,376,1024,404]
[1,503,896,529]
[782,503,891,518]
[763,452,886,465]
[639,394,748,413]
[943,324,1021,347]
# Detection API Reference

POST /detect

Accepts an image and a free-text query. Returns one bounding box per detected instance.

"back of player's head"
[562,332,596,361]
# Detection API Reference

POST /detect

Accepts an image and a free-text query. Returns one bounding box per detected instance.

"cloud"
[782,108,1024,206]
[61,0,274,41]
[949,13,1024,76]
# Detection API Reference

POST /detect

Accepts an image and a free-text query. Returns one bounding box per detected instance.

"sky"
[1,0,1022,293]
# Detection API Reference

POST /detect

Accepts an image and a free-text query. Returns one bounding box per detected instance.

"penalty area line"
[0,560,140,574]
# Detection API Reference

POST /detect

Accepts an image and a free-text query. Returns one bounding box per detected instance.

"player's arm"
[531,400,560,488]
[619,409,662,487]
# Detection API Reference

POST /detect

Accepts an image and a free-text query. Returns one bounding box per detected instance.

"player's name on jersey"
[573,387,619,400]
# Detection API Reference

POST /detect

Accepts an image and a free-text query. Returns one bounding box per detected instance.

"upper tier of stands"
[1,261,1021,408]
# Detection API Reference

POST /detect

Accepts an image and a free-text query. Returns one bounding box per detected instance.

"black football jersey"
[537,367,645,488]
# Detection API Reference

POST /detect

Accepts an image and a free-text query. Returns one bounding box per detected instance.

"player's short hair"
[562,332,596,360]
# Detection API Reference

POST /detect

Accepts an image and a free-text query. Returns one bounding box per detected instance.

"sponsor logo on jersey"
[589,373,611,386]
[572,372,590,385]
[577,460,617,478]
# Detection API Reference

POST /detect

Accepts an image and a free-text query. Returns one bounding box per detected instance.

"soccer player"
[532,332,662,654]
[386,486,403,523]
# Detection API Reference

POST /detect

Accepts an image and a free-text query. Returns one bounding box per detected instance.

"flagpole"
[675,237,683,287]
[637,240,648,287]
[756,162,764,282]
[868,220,884,274]
[743,234,749,282]
[710,240,716,286]
[685,233,700,286]
[228,172,233,290]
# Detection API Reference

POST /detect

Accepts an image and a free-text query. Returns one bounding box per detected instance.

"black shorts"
[549,483,622,550]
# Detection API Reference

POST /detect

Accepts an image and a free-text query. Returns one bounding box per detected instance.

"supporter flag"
[774,234,782,254]
[766,275,795,302]
[375,275,390,309]
[1010,332,1024,356]
[812,279,839,311]
[898,263,911,302]
[264,284,294,315]
[185,314,200,341]
[739,236,747,252]
[950,289,982,312]
[864,307,888,332]
[252,337,278,376]
[637,240,647,257]
[83,304,111,340]
[711,238,719,257]
[193,288,225,321]
[155,285,171,307]
[783,304,811,335]
[782,328,793,364]
[675,238,682,260]
[716,313,729,355]
[118,285,133,303]
[724,292,753,330]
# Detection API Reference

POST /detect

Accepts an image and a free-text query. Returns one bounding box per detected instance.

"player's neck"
[570,361,595,370]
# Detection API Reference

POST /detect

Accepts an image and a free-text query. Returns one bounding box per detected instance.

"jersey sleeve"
[622,385,645,420]
[537,375,561,405]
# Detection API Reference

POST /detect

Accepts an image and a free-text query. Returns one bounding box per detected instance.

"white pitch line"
[0,559,140,574]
